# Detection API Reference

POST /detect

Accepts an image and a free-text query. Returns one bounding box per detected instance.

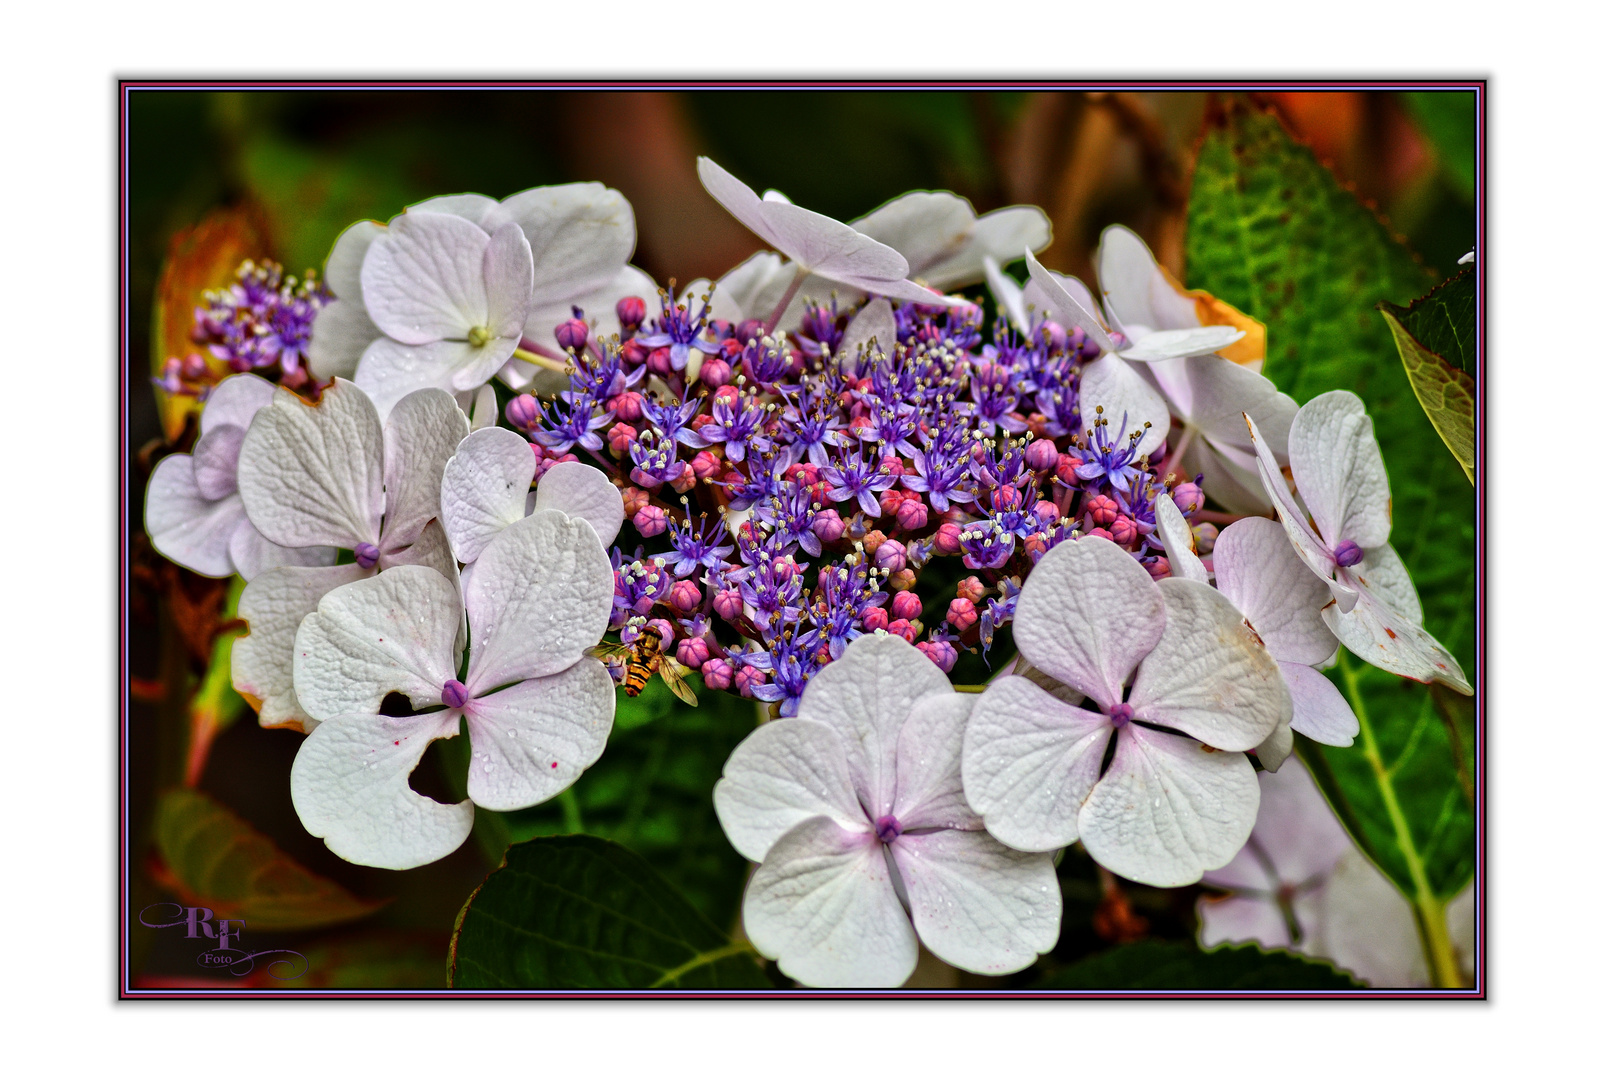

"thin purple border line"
[119,78,1487,1001]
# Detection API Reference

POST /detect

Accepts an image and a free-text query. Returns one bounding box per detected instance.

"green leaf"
[448,835,770,989]
[1401,91,1477,201]
[499,675,755,930]
[153,788,386,931]
[1380,268,1476,482]
[1035,941,1361,990]
[1186,101,1476,985]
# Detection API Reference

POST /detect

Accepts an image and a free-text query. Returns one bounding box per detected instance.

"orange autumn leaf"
[1157,263,1267,368]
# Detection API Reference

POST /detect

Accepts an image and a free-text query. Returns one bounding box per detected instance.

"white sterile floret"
[439,426,624,564]
[230,379,467,732]
[850,190,1052,292]
[961,536,1290,888]
[145,373,337,580]
[713,634,1060,988]
[1095,226,1297,514]
[1246,390,1471,694]
[309,184,654,403]
[696,157,962,327]
[1199,758,1473,987]
[1212,516,1359,764]
[289,509,616,870]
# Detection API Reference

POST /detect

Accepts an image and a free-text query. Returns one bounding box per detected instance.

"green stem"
[1340,653,1463,988]
[557,788,585,835]
[512,346,572,375]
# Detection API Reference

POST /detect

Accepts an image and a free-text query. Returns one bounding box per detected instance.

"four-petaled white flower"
[290,508,616,870]
[144,373,335,580]
[1246,390,1471,694]
[1199,757,1473,987]
[962,536,1290,887]
[440,425,624,564]
[1094,226,1297,512]
[231,379,466,731]
[697,157,960,331]
[714,633,1060,988]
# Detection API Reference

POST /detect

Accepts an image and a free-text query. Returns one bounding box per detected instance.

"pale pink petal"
[441,426,537,563]
[1120,325,1245,362]
[463,510,613,692]
[742,816,916,988]
[1078,725,1260,887]
[1343,541,1424,623]
[1025,250,1117,353]
[1180,356,1296,463]
[1096,224,1198,334]
[1325,588,1472,695]
[1288,390,1392,551]
[984,256,1029,333]
[919,204,1051,290]
[499,182,637,304]
[1214,516,1339,665]
[406,193,504,229]
[308,299,381,381]
[961,675,1112,852]
[354,337,479,421]
[481,221,534,341]
[463,658,615,812]
[290,710,472,871]
[792,633,952,820]
[892,828,1060,974]
[1197,893,1292,949]
[1281,661,1358,745]
[1306,848,1428,987]
[145,457,245,578]
[1154,493,1208,583]
[199,371,278,433]
[324,219,385,303]
[361,211,489,344]
[890,692,981,832]
[838,298,897,365]
[236,379,384,550]
[850,191,975,278]
[713,718,864,863]
[533,461,624,548]
[1010,536,1164,710]
[380,387,469,553]
[293,564,462,722]
[1130,578,1289,752]
[1077,354,1170,460]
[233,563,369,732]
[1247,411,1346,608]
[1255,718,1294,772]
[227,522,335,583]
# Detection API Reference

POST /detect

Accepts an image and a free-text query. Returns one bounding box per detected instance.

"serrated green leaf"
[1186,102,1476,985]
[499,675,754,929]
[1381,268,1476,482]
[1035,941,1361,990]
[448,835,770,989]
[153,788,387,931]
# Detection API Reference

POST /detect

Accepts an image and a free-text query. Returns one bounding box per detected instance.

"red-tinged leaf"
[152,788,386,931]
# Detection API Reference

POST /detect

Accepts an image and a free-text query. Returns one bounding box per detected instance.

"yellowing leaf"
[1381,308,1474,484]
[153,788,385,931]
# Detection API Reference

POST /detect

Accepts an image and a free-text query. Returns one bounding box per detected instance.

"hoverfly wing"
[658,660,699,707]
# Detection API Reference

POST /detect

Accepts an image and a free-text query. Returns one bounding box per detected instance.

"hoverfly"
[587,624,699,706]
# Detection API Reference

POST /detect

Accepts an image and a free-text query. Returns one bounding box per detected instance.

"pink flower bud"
[1042,320,1069,352]
[676,636,710,670]
[667,579,702,613]
[933,521,964,555]
[1085,494,1119,526]
[621,339,650,367]
[621,486,652,517]
[887,618,917,643]
[690,450,722,481]
[956,576,987,604]
[874,539,908,573]
[181,353,209,379]
[633,505,667,537]
[698,356,732,388]
[862,607,890,633]
[1087,526,1113,542]
[881,455,905,478]
[734,665,767,698]
[713,588,744,623]
[812,509,845,544]
[734,319,765,345]
[608,423,638,458]
[1025,438,1059,472]
[556,317,589,353]
[1056,453,1083,488]
[1146,557,1171,581]
[702,658,734,690]
[506,393,542,431]
[712,384,741,408]
[1023,532,1050,562]
[1033,500,1060,524]
[645,618,676,645]
[1110,515,1138,547]
[669,468,698,494]
[608,391,644,423]
[861,529,886,556]
[891,591,922,622]
[536,452,577,479]
[616,296,647,329]
[647,347,675,377]
[1192,522,1219,555]
[994,485,1022,512]
[1171,481,1205,515]
[879,488,905,513]
[946,597,978,632]
[917,640,958,672]
[887,568,916,591]
[895,496,928,532]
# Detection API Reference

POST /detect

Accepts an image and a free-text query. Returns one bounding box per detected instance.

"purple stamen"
[441,679,469,710]
[875,814,903,844]
[354,542,380,569]
[1109,703,1134,728]
[1333,539,1365,567]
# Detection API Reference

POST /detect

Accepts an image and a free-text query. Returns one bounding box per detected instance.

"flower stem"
[765,266,810,334]
[1339,652,1464,988]
[557,788,585,834]
[512,346,572,375]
